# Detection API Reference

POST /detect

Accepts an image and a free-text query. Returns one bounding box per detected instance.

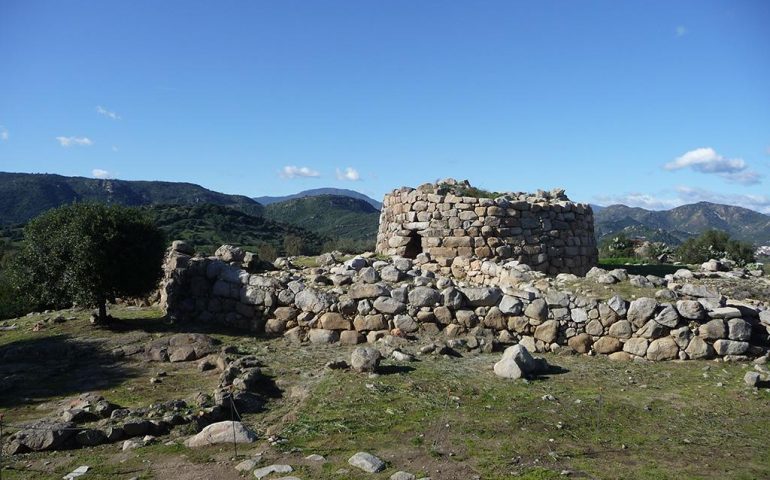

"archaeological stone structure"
[375,179,598,276]
[159,241,770,363]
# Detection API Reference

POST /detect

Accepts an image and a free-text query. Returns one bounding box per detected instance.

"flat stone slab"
[253,464,293,479]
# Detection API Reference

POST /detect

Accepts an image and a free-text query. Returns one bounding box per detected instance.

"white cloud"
[92,169,111,179]
[594,192,681,210]
[56,136,93,147]
[675,26,688,37]
[280,165,320,179]
[96,105,121,120]
[0,126,8,141]
[336,167,361,181]
[664,147,762,185]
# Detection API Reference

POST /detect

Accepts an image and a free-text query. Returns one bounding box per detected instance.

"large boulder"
[350,346,382,373]
[184,421,257,447]
[493,344,538,380]
[9,420,76,452]
[295,289,334,313]
[646,337,679,361]
[676,300,706,321]
[534,320,558,344]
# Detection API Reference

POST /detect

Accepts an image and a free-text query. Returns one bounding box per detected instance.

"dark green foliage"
[263,195,380,248]
[8,203,166,319]
[599,233,635,258]
[0,172,263,225]
[434,183,501,198]
[144,203,324,256]
[676,229,756,266]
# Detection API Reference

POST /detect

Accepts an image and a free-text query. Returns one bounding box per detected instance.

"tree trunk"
[97,296,108,323]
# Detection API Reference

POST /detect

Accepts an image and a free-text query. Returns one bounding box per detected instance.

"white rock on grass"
[235,458,261,472]
[494,344,538,379]
[348,451,386,473]
[253,464,293,479]
[391,471,416,480]
[184,421,257,447]
[305,454,325,462]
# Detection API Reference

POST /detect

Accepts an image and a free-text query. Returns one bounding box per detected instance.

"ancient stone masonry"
[159,242,770,362]
[375,179,598,276]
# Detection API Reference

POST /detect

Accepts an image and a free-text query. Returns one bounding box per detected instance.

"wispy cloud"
[280,165,320,179]
[593,192,680,210]
[336,167,361,181]
[595,186,770,214]
[96,105,121,120]
[675,25,687,37]
[92,168,111,179]
[0,126,8,142]
[56,136,93,147]
[664,147,762,185]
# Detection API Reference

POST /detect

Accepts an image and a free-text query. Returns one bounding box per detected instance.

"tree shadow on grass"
[0,334,140,409]
[101,315,251,338]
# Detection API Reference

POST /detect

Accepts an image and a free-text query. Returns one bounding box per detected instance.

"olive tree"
[9,203,166,322]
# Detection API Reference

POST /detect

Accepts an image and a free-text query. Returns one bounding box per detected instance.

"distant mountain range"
[255,188,382,209]
[593,202,770,246]
[0,172,263,225]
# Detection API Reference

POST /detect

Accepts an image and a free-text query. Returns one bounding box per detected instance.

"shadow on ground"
[0,334,140,408]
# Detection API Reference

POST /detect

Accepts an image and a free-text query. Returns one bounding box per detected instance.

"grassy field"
[1,307,769,479]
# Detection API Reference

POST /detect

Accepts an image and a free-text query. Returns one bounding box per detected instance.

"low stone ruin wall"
[159,242,770,362]
[375,179,598,276]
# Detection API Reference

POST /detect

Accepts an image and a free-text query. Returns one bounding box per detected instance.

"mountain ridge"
[255,187,381,209]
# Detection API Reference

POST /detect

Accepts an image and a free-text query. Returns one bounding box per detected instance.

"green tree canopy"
[676,229,755,266]
[9,203,166,321]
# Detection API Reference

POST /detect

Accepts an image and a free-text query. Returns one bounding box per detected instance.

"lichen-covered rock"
[647,337,678,361]
[350,346,382,373]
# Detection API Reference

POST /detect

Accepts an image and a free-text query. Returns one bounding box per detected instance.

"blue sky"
[1,1,769,211]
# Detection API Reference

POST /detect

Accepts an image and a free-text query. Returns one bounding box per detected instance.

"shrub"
[676,229,755,266]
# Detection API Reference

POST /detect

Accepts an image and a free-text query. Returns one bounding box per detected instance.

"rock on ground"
[348,452,386,473]
[350,346,382,373]
[184,421,257,447]
[253,464,293,479]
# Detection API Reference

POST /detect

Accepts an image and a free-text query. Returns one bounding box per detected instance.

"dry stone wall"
[159,242,770,362]
[375,179,598,276]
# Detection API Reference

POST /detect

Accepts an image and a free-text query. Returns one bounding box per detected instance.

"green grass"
[3,306,769,479]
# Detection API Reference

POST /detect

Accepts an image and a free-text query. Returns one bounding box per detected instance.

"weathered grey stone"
[253,464,293,480]
[394,314,419,333]
[380,265,403,283]
[483,306,506,330]
[441,287,465,309]
[681,283,720,299]
[524,299,548,322]
[349,284,390,300]
[184,421,256,447]
[295,289,333,313]
[608,320,632,339]
[637,319,666,339]
[350,347,382,373]
[623,337,649,357]
[593,336,622,354]
[685,336,713,359]
[676,300,706,321]
[354,314,387,332]
[654,304,680,328]
[499,295,523,315]
[713,339,749,356]
[647,337,678,361]
[358,267,380,284]
[373,296,406,314]
[585,319,603,336]
[571,308,588,324]
[699,319,726,340]
[727,318,752,341]
[348,452,385,473]
[607,295,628,317]
[627,298,657,327]
[534,320,558,343]
[744,371,761,387]
[461,287,503,307]
[408,287,441,307]
[308,329,339,344]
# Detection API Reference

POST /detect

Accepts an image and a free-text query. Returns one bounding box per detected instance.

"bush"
[599,233,636,258]
[676,230,755,266]
[8,203,166,321]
